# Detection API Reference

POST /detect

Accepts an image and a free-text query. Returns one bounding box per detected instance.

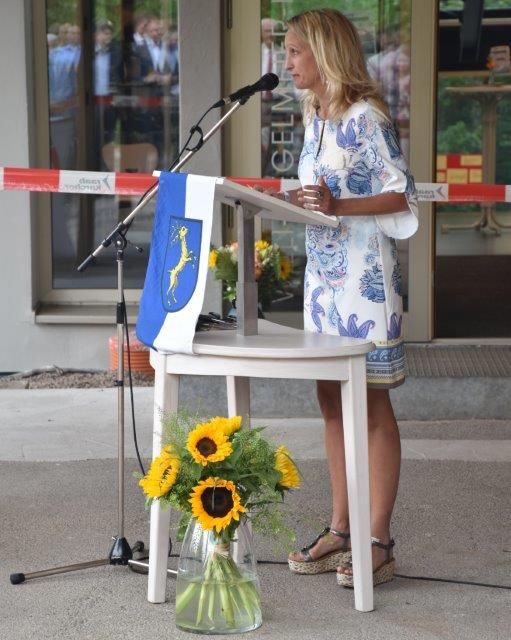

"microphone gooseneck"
[212,73,279,108]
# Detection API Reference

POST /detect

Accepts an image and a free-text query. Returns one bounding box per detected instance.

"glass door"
[435,1,511,338]
[44,0,179,290]
[260,0,413,324]
[224,0,435,338]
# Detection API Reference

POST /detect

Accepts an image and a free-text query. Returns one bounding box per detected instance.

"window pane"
[260,1,412,313]
[46,1,179,289]
[435,2,511,338]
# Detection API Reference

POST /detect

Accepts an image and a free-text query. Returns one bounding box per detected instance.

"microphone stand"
[9,99,246,586]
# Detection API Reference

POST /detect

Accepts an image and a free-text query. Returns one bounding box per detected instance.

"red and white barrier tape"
[0,167,510,202]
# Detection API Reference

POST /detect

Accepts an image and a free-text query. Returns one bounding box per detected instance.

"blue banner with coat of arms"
[136,172,217,354]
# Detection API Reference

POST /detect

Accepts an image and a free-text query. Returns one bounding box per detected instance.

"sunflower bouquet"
[208,240,292,310]
[138,412,300,633]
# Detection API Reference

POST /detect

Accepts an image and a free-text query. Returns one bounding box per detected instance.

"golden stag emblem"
[167,225,196,304]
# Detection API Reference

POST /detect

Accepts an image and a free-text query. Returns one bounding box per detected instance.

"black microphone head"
[258,73,279,91]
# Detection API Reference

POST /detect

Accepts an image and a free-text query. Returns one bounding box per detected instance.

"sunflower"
[187,422,232,465]
[139,445,181,498]
[274,445,300,489]
[208,415,242,437]
[255,240,269,252]
[190,477,246,532]
[280,256,292,280]
[208,249,218,269]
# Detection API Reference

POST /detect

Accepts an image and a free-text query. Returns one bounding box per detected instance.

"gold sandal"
[288,527,351,575]
[336,537,395,587]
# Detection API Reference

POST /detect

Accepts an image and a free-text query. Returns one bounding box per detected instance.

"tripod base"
[9,538,175,584]
[10,558,111,585]
[109,536,134,565]
[9,537,147,585]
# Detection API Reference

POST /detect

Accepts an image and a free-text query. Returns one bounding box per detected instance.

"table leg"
[340,356,373,612]
[148,355,179,604]
[226,376,250,427]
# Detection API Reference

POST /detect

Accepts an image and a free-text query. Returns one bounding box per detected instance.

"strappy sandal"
[336,536,395,587]
[288,527,351,575]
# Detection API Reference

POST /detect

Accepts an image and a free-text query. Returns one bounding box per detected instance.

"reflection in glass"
[46,1,179,289]
[260,1,412,313]
[436,73,511,337]
[435,2,511,337]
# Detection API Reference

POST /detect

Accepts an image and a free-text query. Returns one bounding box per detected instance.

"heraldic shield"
[161,215,203,312]
[136,172,216,354]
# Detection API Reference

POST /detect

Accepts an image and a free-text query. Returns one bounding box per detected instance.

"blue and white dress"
[299,100,418,388]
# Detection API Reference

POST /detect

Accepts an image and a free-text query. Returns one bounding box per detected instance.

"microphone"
[212,73,279,108]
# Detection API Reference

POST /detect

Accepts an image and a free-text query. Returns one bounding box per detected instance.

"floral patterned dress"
[298,100,418,388]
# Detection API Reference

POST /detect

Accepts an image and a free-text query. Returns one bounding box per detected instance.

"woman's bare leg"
[339,387,401,574]
[289,383,400,567]
[289,380,349,561]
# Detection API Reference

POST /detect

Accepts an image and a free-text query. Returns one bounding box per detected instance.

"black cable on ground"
[123,297,146,476]
[167,554,510,590]
[261,560,511,589]
[393,573,511,590]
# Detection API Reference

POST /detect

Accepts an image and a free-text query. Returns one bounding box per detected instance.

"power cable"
[167,554,511,590]
[123,297,146,476]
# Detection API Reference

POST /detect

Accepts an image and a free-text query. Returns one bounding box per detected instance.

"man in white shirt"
[133,13,149,47]
[132,17,177,162]
[94,20,123,168]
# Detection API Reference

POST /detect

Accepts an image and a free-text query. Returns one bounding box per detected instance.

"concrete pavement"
[1,387,510,640]
[1,387,510,463]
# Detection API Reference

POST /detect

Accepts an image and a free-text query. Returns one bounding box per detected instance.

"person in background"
[94,20,124,169]
[163,25,180,159]
[57,22,71,47]
[263,8,418,588]
[48,23,79,170]
[132,16,177,162]
[164,26,179,94]
[66,24,82,68]
[133,12,149,47]
[367,27,411,158]
[48,22,80,259]
[47,33,58,51]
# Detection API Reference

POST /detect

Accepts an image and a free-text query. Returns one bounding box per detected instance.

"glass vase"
[175,518,262,634]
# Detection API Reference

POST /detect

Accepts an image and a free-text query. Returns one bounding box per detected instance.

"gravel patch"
[0,367,154,389]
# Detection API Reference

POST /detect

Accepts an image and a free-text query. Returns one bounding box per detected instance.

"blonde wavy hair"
[286,9,389,122]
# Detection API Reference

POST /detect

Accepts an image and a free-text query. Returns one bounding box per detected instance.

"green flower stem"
[207,582,217,622]
[219,554,260,626]
[235,583,256,624]
[217,575,234,626]
[230,588,247,623]
[195,555,215,626]
[178,542,261,630]
[175,581,199,616]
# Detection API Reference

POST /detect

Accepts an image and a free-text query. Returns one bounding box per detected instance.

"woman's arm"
[299,177,409,217]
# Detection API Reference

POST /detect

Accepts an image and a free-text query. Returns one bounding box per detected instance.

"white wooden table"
[147,319,375,612]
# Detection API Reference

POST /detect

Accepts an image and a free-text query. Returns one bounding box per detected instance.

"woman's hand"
[298,176,337,215]
[252,185,288,200]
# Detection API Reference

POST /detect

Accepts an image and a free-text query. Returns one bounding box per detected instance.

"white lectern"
[147,178,375,612]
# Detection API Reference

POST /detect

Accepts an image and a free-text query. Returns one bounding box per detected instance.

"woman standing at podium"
[271,9,418,587]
